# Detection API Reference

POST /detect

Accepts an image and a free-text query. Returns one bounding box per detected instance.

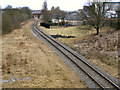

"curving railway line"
[31,20,120,89]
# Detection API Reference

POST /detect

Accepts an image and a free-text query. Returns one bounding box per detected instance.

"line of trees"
[41,0,119,34]
[41,1,66,24]
[51,6,66,20]
[2,5,32,34]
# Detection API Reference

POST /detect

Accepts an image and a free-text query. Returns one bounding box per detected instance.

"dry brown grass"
[2,20,87,88]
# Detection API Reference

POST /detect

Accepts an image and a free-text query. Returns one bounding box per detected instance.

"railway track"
[31,20,120,89]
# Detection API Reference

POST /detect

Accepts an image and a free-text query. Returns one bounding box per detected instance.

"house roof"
[65,12,81,20]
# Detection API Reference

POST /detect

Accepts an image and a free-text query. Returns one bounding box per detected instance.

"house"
[105,11,118,18]
[64,11,84,26]
[103,2,120,18]
[83,2,119,19]
[52,18,59,23]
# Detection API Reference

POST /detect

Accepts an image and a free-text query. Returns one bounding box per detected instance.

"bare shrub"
[2,6,32,34]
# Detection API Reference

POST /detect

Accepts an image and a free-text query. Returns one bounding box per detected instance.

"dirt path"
[2,20,87,88]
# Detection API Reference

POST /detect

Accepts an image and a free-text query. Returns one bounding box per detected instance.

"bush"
[2,7,32,34]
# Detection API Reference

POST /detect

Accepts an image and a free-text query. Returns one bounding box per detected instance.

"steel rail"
[32,20,120,89]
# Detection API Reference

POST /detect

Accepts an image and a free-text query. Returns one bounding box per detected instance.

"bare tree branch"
[82,0,111,35]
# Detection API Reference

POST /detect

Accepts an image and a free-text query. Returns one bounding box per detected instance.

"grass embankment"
[39,24,118,79]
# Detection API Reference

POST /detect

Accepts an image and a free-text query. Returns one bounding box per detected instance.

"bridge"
[32,10,42,18]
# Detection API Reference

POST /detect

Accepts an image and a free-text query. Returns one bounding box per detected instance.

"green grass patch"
[42,25,96,38]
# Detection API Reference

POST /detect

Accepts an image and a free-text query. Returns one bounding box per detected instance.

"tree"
[82,0,111,35]
[51,6,55,18]
[50,6,66,22]
[41,0,52,23]
[51,6,54,12]
[54,7,61,19]
[21,7,32,19]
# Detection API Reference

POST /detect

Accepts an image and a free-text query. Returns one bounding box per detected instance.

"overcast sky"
[0,0,88,11]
